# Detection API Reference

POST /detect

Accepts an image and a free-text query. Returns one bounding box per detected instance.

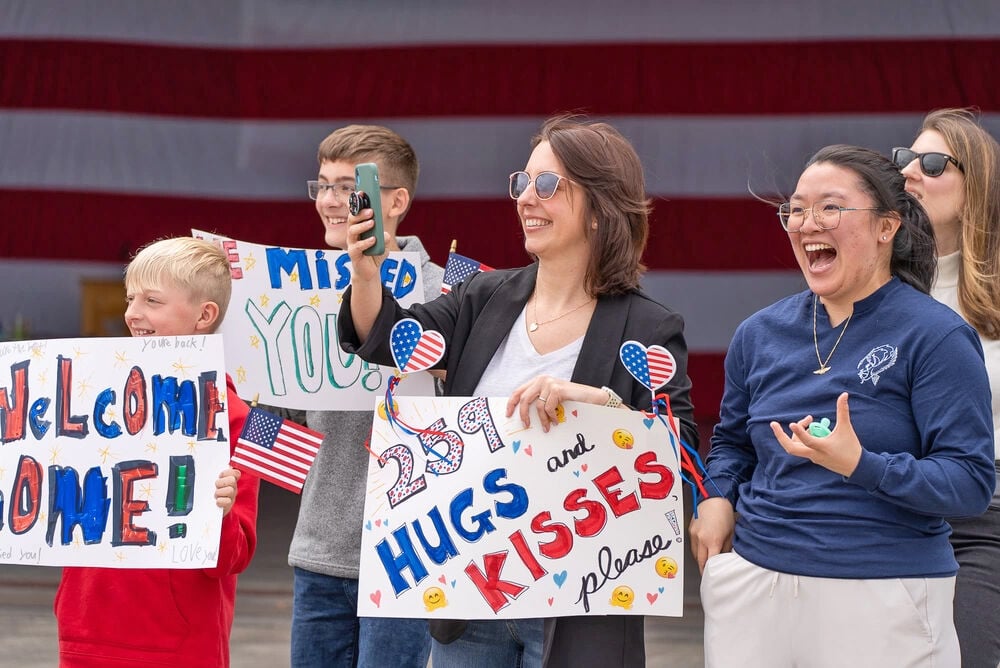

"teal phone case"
[355,162,385,256]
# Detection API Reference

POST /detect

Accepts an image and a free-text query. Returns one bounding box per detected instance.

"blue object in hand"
[808,417,832,438]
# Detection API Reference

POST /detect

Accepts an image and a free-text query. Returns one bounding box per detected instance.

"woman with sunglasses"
[896,108,1000,668]
[690,144,995,667]
[338,115,697,668]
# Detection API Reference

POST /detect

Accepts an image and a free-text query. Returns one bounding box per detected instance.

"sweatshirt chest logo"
[857,345,898,386]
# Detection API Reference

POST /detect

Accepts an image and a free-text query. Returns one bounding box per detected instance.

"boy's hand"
[215,468,242,516]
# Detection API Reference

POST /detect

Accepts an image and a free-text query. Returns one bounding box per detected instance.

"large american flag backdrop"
[2,1,999,421]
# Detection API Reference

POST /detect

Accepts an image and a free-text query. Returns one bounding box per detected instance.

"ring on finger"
[537,395,548,402]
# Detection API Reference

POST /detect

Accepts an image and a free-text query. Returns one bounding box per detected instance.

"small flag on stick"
[441,241,493,294]
[233,407,323,494]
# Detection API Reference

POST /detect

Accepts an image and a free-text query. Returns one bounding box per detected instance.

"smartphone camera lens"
[348,191,370,216]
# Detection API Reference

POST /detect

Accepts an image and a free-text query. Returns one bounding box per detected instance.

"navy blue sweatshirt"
[708,278,995,578]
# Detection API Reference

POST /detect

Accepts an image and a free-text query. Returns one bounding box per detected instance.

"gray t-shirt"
[286,235,444,578]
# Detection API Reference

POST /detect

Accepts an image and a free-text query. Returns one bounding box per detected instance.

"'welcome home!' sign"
[0,335,232,568]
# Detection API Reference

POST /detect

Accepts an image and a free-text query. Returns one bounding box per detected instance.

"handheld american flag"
[233,407,323,494]
[441,252,493,294]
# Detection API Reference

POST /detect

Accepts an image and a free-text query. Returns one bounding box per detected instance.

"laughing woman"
[337,115,698,668]
[690,145,995,667]
[896,108,1000,668]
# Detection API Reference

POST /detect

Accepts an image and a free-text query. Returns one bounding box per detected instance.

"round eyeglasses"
[778,201,880,232]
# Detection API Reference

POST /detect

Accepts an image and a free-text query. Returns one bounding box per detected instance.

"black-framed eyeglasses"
[307,180,403,201]
[508,171,574,200]
[891,147,965,177]
[778,201,880,232]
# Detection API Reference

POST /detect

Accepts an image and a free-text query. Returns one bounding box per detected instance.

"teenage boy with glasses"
[287,125,443,668]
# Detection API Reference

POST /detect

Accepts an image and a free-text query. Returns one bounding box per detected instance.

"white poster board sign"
[192,230,434,410]
[358,396,685,619]
[0,336,231,568]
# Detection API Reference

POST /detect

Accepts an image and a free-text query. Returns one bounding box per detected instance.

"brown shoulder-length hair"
[919,108,1000,339]
[317,124,419,221]
[533,115,650,295]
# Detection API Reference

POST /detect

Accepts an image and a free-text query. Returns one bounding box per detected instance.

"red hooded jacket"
[55,375,259,667]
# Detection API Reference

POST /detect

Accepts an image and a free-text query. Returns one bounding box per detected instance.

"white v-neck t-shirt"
[472,307,584,398]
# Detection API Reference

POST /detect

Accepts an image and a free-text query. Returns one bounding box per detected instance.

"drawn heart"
[658,587,665,594]
[369,590,382,607]
[451,580,456,588]
[580,464,588,472]
[553,571,568,588]
[572,410,578,417]
[572,471,580,477]
[375,519,382,527]
[646,592,658,604]
[547,597,555,606]
[438,574,447,584]
[365,520,372,530]
[524,445,533,456]
[512,440,521,453]
[390,318,446,374]
[643,418,655,430]
[620,340,676,391]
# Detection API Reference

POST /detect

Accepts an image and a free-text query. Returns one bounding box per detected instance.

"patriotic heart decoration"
[619,340,676,391]
[390,318,446,374]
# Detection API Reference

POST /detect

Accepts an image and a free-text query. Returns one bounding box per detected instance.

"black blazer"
[339,263,698,668]
[340,263,698,445]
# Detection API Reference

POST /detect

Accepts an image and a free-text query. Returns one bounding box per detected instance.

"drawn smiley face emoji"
[423,586,447,611]
[611,428,634,449]
[609,585,635,610]
[377,398,398,421]
[655,556,678,579]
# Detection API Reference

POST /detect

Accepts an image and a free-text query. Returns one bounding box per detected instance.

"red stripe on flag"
[2,39,998,118]
[0,190,796,271]
[232,454,307,494]
[409,340,445,367]
[235,443,312,476]
[688,352,725,429]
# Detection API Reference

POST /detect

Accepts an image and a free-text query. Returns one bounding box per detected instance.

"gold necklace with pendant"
[812,294,853,375]
[529,293,594,332]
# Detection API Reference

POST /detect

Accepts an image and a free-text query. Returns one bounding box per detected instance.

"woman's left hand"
[507,376,609,432]
[770,392,863,477]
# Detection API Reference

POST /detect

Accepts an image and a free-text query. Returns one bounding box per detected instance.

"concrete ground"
[0,484,705,667]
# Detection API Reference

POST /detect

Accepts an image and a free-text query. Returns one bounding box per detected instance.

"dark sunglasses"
[508,171,574,200]
[892,147,965,177]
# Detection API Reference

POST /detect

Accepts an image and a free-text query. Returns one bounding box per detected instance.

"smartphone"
[348,162,385,256]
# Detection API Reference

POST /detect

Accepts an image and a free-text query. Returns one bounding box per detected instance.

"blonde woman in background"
[896,108,1000,668]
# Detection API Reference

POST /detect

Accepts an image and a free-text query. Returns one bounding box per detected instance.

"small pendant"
[813,366,830,375]
[529,322,539,332]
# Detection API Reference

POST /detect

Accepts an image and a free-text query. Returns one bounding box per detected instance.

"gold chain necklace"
[529,294,594,332]
[812,294,853,375]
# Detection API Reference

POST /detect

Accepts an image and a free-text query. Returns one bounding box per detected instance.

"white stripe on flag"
[409,342,445,368]
[231,455,306,491]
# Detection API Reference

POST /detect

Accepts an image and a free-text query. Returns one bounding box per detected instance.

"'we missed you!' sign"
[358,397,685,619]
[193,230,434,410]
